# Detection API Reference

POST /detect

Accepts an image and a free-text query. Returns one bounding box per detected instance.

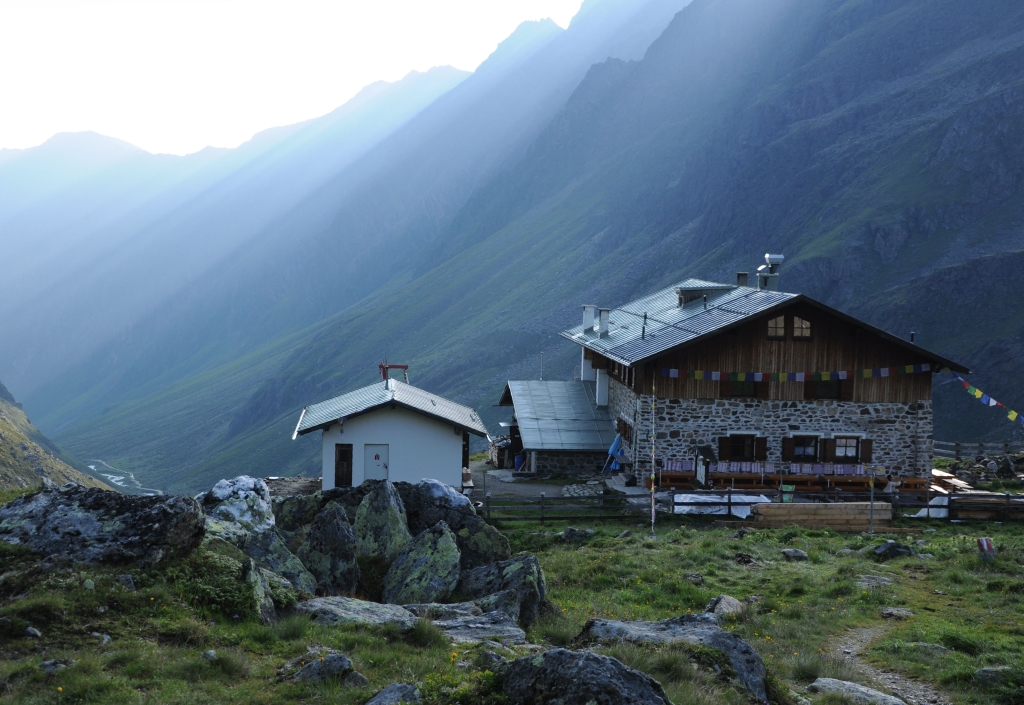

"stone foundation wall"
[606,379,933,477]
[533,451,608,475]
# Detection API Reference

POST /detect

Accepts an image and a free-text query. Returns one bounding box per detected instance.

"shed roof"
[293,378,487,438]
[560,279,969,373]
[498,380,617,452]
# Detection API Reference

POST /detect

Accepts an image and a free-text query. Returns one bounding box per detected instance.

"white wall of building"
[320,405,464,490]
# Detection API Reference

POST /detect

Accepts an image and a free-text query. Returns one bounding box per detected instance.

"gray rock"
[453,553,548,627]
[561,527,595,542]
[201,650,217,660]
[272,493,323,553]
[294,596,418,630]
[806,678,906,704]
[433,610,526,644]
[199,476,275,532]
[496,648,672,705]
[239,529,316,595]
[874,541,914,560]
[366,683,423,705]
[617,530,632,539]
[685,573,704,584]
[382,521,460,605]
[343,670,369,688]
[117,574,136,591]
[0,485,205,565]
[474,589,521,624]
[452,515,511,569]
[881,607,914,620]
[909,642,949,654]
[577,613,767,701]
[354,481,413,564]
[856,574,894,589]
[25,626,42,638]
[782,548,808,561]
[83,578,95,590]
[296,501,360,595]
[0,617,10,631]
[39,659,75,675]
[705,595,745,620]
[476,650,507,669]
[403,601,482,620]
[242,558,279,624]
[90,631,112,646]
[293,653,354,682]
[975,666,1012,686]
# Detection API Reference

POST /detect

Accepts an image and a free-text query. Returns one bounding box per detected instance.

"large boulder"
[354,481,413,563]
[200,476,316,594]
[0,484,204,565]
[452,554,548,627]
[366,683,422,705]
[496,648,672,705]
[297,501,360,595]
[272,493,324,553]
[293,595,418,630]
[434,611,527,645]
[403,589,521,623]
[382,522,460,604]
[577,613,767,702]
[454,516,511,569]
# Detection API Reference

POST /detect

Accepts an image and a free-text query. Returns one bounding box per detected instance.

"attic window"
[679,290,705,306]
[793,316,811,339]
[767,316,786,339]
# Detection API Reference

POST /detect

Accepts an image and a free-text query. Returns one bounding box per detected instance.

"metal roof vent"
[756,253,784,291]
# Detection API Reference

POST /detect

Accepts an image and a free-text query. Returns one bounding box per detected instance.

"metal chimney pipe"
[736,272,749,286]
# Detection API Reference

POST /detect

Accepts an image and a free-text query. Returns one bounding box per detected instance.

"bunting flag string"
[954,375,1024,427]
[659,363,936,381]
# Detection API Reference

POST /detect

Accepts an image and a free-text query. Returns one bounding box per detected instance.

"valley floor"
[1,503,1022,704]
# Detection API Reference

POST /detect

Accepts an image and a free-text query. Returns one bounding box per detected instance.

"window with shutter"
[754,437,768,461]
[781,437,795,461]
[835,436,859,464]
[729,435,756,461]
[860,439,873,463]
[821,438,837,462]
[793,436,817,461]
[718,436,731,461]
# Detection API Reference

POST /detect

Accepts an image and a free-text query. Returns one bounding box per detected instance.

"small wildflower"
[57,687,63,693]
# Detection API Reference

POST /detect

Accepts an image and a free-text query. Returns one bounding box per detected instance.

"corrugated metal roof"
[503,380,617,452]
[294,378,487,438]
[562,282,796,365]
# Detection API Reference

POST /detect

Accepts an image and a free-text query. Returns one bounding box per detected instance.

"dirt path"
[830,627,952,705]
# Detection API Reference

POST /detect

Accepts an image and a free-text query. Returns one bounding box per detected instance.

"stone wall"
[606,379,933,477]
[534,451,608,475]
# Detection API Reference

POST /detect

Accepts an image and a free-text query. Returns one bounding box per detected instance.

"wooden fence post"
[726,489,732,518]
[486,493,491,521]
[540,492,545,525]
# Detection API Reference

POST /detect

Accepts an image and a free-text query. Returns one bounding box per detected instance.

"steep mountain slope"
[0,381,109,491]
[0,66,469,412]
[55,0,1024,492]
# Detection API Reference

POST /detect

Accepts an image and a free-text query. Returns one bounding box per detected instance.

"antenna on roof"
[379,360,410,384]
[540,351,544,381]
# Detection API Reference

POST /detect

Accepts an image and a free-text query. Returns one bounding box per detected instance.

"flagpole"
[650,371,657,537]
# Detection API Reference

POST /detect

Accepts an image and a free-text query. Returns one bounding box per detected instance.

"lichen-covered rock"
[577,613,767,702]
[806,678,907,704]
[0,484,204,565]
[453,553,548,626]
[243,558,278,624]
[294,596,418,630]
[272,493,324,552]
[354,481,412,564]
[297,501,360,595]
[382,521,460,604]
[239,527,317,594]
[403,602,482,620]
[198,476,275,532]
[705,594,745,620]
[366,683,422,705]
[434,611,527,644]
[496,648,671,705]
[399,480,475,532]
[293,653,354,683]
[474,589,521,624]
[455,516,511,569]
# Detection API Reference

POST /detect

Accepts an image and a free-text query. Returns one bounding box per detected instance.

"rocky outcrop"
[297,501,360,595]
[199,476,316,594]
[0,484,204,565]
[354,482,413,563]
[293,595,418,630]
[453,516,511,569]
[293,653,355,683]
[806,678,907,704]
[577,614,767,702]
[382,522,460,605]
[272,493,323,553]
[496,648,672,705]
[453,554,548,627]
[705,595,745,620]
[366,683,422,705]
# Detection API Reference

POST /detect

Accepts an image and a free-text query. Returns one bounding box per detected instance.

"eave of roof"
[499,380,616,452]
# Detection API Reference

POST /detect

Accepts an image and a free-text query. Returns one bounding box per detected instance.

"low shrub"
[940,631,986,656]
[161,550,258,620]
[404,618,449,649]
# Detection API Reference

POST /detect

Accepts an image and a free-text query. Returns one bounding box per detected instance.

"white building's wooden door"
[364,444,389,480]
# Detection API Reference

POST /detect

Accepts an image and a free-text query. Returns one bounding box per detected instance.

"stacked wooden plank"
[750,502,892,531]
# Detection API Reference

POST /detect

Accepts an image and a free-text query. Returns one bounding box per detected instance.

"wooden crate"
[750,502,892,531]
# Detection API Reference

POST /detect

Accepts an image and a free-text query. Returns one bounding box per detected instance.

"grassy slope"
[0,391,108,491]
[2,498,1023,704]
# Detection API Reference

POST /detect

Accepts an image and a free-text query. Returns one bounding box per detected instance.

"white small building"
[292,378,487,490]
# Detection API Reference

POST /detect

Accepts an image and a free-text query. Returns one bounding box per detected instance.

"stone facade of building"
[608,378,933,477]
[533,451,608,475]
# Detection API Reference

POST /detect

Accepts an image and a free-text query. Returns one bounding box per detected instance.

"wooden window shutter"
[860,439,873,463]
[803,381,816,400]
[754,437,768,461]
[719,380,732,398]
[781,437,795,461]
[840,379,854,401]
[821,438,837,462]
[755,380,770,399]
[718,436,731,461]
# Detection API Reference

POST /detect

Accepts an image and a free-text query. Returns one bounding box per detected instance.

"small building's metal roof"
[559,279,969,373]
[498,380,616,452]
[294,378,487,438]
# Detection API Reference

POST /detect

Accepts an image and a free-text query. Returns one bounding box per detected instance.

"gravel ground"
[830,627,952,705]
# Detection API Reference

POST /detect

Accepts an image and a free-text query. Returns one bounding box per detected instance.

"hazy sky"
[0,0,584,155]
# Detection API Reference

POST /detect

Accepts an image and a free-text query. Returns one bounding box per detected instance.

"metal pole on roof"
[650,372,657,537]
[540,351,544,381]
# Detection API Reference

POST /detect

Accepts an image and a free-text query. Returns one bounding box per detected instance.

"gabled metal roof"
[559,279,969,373]
[294,378,487,438]
[499,380,617,452]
